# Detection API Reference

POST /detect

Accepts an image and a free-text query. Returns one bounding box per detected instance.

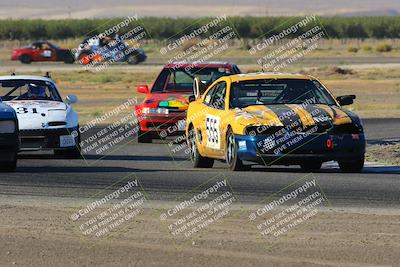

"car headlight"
[142,107,169,115]
[0,120,16,133]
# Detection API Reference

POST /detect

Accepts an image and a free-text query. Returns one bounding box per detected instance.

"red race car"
[135,61,241,143]
[11,41,75,64]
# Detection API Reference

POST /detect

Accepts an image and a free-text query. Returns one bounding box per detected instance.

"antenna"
[45,72,51,78]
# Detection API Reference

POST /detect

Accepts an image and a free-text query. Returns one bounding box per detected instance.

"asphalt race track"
[0,118,399,207]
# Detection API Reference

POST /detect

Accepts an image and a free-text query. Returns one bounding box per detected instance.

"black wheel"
[338,155,364,173]
[78,51,91,65]
[20,54,32,64]
[127,55,139,65]
[54,147,82,159]
[137,129,152,143]
[226,128,246,171]
[0,154,17,172]
[188,127,214,168]
[64,54,75,64]
[300,161,322,171]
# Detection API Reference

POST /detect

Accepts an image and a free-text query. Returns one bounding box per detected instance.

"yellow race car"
[186,73,366,172]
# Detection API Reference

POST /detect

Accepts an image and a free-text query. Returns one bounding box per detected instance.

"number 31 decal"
[16,107,38,114]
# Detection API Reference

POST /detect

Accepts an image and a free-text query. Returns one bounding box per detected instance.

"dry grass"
[0,66,399,123]
[55,70,155,122]
[366,144,400,165]
[0,69,156,123]
[1,38,400,63]
[324,79,400,118]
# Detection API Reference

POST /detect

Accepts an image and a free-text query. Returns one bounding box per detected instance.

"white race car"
[0,74,81,158]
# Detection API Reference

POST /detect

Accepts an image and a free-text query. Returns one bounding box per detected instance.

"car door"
[202,81,228,158]
[39,43,56,61]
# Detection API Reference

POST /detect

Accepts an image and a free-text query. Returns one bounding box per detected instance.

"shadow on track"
[247,165,400,174]
[18,154,187,162]
[15,166,145,173]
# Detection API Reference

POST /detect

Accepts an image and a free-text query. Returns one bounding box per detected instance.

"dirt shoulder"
[1,197,399,267]
[366,143,400,166]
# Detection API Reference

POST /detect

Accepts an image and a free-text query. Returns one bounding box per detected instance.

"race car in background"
[11,41,75,64]
[186,72,366,172]
[0,74,81,158]
[135,62,241,143]
[75,35,146,65]
[0,100,19,172]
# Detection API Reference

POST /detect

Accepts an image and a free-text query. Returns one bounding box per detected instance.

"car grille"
[48,121,66,126]
[167,108,186,114]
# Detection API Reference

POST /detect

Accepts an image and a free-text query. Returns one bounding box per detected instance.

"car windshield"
[152,67,233,92]
[48,42,59,49]
[229,79,336,108]
[0,79,62,102]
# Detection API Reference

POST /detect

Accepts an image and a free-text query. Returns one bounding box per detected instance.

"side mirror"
[193,77,208,99]
[193,78,201,99]
[137,85,150,94]
[336,95,356,106]
[66,95,78,104]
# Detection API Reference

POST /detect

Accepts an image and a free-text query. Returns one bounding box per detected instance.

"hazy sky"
[0,0,399,18]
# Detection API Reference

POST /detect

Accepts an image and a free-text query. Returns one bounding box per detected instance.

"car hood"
[5,100,68,130]
[234,104,358,128]
[143,93,191,109]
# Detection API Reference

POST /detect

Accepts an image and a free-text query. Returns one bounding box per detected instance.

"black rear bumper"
[0,133,19,161]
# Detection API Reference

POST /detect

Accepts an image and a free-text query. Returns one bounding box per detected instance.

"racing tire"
[338,155,364,173]
[55,147,82,159]
[300,161,322,172]
[226,128,246,171]
[64,54,75,64]
[127,55,139,65]
[20,54,32,64]
[78,52,91,65]
[0,154,17,172]
[188,127,214,168]
[137,129,152,143]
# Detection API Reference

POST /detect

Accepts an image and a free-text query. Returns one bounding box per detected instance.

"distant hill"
[0,0,400,18]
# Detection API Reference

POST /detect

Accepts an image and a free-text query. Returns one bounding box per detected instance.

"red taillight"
[326,138,333,150]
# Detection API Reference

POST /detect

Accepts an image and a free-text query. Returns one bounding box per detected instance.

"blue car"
[0,100,19,171]
[75,36,147,65]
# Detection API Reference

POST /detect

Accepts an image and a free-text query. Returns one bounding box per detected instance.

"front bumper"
[0,133,19,161]
[138,114,186,136]
[19,127,78,150]
[235,133,366,165]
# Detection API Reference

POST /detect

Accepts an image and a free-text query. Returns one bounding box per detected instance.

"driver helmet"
[28,83,46,98]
